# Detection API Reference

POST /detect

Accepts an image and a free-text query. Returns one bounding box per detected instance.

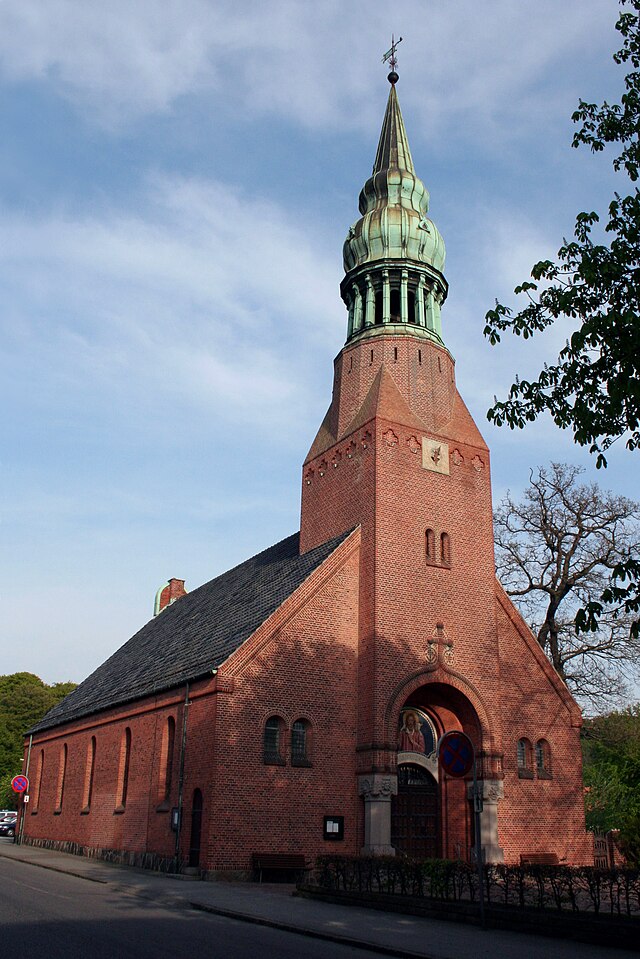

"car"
[0,812,17,837]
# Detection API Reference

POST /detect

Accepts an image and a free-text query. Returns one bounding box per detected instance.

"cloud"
[0,0,618,142]
[0,173,341,436]
[443,204,572,411]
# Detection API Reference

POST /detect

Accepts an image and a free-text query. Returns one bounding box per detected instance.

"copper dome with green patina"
[341,79,448,346]
[343,83,445,275]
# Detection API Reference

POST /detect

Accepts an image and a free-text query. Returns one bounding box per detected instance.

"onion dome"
[343,83,445,274]
[341,78,448,346]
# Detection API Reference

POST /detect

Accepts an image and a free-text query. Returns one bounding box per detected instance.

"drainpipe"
[174,683,190,871]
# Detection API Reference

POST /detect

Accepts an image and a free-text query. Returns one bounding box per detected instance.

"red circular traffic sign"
[438,731,474,778]
[11,775,29,794]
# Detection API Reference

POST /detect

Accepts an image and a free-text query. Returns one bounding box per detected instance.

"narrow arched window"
[116,727,132,810]
[440,532,451,566]
[291,719,312,766]
[425,528,435,563]
[517,738,533,779]
[82,737,96,812]
[159,716,176,803]
[33,749,45,813]
[535,739,552,779]
[55,744,67,813]
[263,716,285,765]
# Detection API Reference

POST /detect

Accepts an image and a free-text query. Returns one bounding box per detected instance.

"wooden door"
[391,764,439,859]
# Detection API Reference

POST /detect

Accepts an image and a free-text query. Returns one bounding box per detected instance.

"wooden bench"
[520,852,559,866]
[251,853,309,883]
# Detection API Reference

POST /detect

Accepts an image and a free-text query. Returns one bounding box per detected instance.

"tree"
[484,0,640,465]
[582,705,640,863]
[0,673,76,809]
[494,463,640,708]
[484,0,640,634]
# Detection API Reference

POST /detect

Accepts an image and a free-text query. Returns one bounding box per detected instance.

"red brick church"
[21,74,592,873]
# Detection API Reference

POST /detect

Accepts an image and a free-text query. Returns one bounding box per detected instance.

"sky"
[1,0,637,686]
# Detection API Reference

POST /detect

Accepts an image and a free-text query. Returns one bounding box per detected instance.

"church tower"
[301,70,507,859]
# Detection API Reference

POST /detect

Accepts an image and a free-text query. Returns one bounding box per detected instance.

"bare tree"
[494,463,640,708]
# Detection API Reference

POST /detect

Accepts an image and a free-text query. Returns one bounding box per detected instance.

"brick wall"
[495,589,592,864]
[21,681,217,862]
[203,530,362,872]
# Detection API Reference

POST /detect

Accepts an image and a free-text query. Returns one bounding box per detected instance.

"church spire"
[372,82,415,179]
[341,73,448,346]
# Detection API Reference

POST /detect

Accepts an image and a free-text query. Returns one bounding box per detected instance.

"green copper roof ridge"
[372,83,415,176]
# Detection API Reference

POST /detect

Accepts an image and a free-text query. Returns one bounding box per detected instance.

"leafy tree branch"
[486,1,640,636]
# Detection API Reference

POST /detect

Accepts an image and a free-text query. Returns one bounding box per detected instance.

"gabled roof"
[30,531,351,734]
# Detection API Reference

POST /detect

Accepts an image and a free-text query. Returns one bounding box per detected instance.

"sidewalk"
[0,839,633,959]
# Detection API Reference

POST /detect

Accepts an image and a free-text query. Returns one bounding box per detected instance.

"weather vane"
[382,35,403,83]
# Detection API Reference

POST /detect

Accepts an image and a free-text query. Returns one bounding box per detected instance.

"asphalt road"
[0,857,379,959]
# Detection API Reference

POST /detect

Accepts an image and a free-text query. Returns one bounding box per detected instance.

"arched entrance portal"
[391,764,439,858]
[385,683,504,863]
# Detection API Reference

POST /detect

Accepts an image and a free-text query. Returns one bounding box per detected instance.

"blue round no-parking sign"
[11,775,29,794]
[438,731,474,778]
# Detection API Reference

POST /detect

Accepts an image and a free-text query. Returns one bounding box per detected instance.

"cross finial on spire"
[382,35,402,83]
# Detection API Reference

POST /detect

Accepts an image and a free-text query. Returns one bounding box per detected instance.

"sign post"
[437,731,485,928]
[11,774,30,846]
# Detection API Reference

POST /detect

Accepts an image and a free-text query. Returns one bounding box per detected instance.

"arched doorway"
[188,788,203,868]
[391,764,439,858]
[386,682,501,862]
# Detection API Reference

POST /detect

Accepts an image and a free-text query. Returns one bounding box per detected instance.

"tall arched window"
[517,738,533,779]
[55,744,67,813]
[116,727,132,811]
[159,716,176,804]
[291,719,312,766]
[263,716,286,765]
[82,737,96,812]
[425,528,436,563]
[33,749,45,813]
[535,739,552,779]
[440,532,451,566]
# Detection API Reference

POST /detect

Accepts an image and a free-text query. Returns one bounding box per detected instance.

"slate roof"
[30,530,352,734]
